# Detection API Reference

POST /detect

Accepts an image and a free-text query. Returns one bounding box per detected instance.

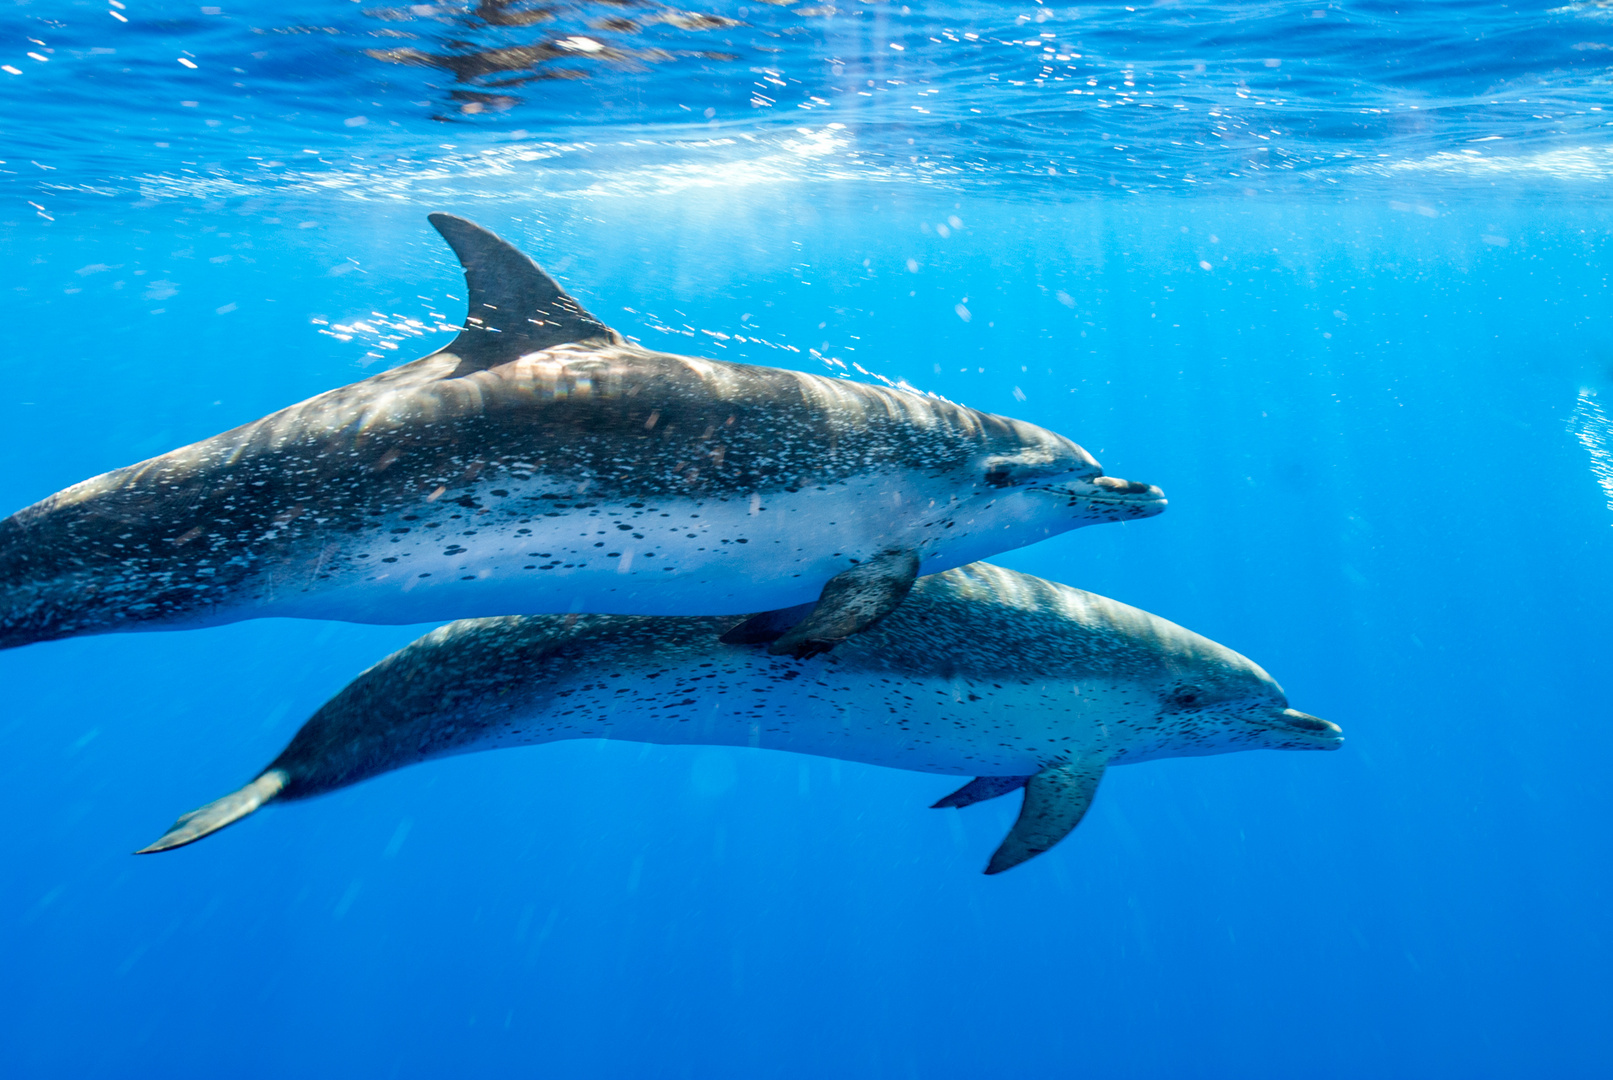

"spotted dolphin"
[139,564,1341,874]
[0,215,1164,656]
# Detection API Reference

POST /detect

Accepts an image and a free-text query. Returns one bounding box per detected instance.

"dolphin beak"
[1041,475,1168,520]
[1272,708,1344,750]
[1091,474,1166,501]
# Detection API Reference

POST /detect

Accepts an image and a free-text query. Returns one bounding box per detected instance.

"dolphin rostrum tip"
[136,770,288,854]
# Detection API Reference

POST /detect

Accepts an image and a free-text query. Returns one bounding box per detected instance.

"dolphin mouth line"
[1080,492,1169,507]
[1273,708,1345,748]
[1037,478,1168,508]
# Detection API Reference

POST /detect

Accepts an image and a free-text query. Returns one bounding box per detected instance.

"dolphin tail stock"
[427,212,624,376]
[135,770,289,854]
[931,775,1032,809]
[761,549,922,659]
[0,508,91,652]
[984,756,1108,875]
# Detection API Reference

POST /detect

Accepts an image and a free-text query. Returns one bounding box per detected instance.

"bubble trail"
[1569,389,1613,521]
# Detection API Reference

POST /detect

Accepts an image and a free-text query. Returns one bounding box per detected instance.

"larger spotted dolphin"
[0,215,1164,656]
[139,564,1341,874]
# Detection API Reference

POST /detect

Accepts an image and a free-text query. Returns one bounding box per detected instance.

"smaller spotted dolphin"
[139,564,1342,873]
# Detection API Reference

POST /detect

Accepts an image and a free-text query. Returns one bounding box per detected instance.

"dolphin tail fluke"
[427,213,622,374]
[135,769,289,854]
[984,757,1106,875]
[932,775,1032,809]
[767,549,921,659]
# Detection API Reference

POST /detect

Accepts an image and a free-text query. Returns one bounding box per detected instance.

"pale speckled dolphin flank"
[139,564,1341,874]
[0,215,1164,656]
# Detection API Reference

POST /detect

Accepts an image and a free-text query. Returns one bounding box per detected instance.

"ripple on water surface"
[4,0,1613,208]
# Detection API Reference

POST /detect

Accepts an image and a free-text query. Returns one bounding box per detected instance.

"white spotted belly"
[252,473,1069,624]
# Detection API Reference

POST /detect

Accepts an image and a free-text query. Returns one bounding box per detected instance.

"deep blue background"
[1,191,1610,1077]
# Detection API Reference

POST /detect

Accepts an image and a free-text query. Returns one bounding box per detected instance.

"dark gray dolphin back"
[428,213,621,374]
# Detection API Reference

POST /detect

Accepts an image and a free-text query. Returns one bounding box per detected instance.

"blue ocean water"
[4,0,1613,1076]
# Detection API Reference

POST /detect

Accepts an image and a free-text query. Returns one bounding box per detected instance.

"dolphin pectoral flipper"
[932,775,1033,809]
[428,213,622,374]
[135,770,289,854]
[767,550,922,659]
[718,602,820,646]
[984,757,1107,875]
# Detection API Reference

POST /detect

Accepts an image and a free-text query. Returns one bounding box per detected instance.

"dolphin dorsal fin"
[428,212,620,375]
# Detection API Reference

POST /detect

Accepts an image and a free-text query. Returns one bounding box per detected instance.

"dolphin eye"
[983,465,1016,488]
[1168,688,1202,709]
